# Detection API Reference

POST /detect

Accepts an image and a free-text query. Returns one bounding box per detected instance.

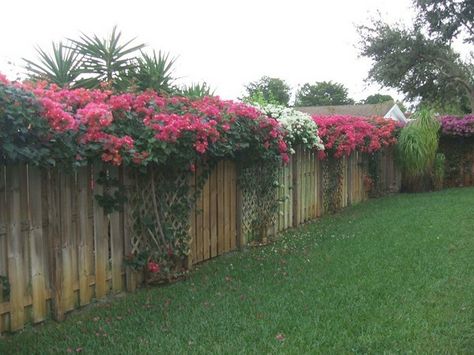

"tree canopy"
[294,81,354,107]
[414,0,474,44]
[243,76,291,106]
[358,0,474,113]
[362,94,394,104]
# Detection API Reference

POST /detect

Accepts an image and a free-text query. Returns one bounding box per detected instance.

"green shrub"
[397,108,440,191]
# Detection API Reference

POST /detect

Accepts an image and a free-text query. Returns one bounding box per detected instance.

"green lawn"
[2,188,474,354]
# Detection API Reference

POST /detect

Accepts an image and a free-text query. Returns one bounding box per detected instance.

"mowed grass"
[2,188,474,354]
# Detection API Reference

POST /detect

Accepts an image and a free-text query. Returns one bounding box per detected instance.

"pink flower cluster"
[9,80,289,167]
[312,115,399,159]
[440,115,474,137]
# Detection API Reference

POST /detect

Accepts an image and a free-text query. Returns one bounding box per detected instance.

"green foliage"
[123,251,149,271]
[0,83,52,164]
[0,275,9,300]
[23,42,83,88]
[362,94,393,104]
[118,50,176,93]
[70,26,145,88]
[322,158,344,213]
[414,0,473,44]
[294,81,355,107]
[94,170,127,214]
[367,151,382,196]
[439,136,474,187]
[178,82,214,98]
[239,159,281,242]
[432,153,446,190]
[397,108,440,190]
[243,76,291,106]
[23,28,182,94]
[358,14,474,113]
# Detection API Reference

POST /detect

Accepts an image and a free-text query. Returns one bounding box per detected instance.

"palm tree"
[70,26,145,88]
[179,82,215,98]
[23,41,82,87]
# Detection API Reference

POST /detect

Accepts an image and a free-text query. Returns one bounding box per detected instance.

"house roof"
[296,101,396,117]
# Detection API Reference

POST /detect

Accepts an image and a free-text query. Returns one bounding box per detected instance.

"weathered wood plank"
[60,172,75,313]
[6,165,25,330]
[109,167,124,293]
[77,167,93,304]
[122,168,137,292]
[292,146,300,227]
[47,169,64,321]
[28,166,47,323]
[0,166,5,333]
[202,170,211,260]
[195,167,204,263]
[189,171,196,266]
[92,164,108,299]
[229,162,237,251]
[223,161,231,253]
[217,162,225,254]
[209,167,218,258]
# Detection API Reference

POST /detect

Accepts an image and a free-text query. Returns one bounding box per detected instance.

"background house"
[296,100,408,123]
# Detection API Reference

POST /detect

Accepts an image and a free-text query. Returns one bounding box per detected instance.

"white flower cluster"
[256,103,324,153]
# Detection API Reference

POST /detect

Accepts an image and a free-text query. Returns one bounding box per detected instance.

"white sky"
[0,0,416,102]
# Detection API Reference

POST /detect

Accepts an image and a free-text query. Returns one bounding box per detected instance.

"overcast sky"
[1,0,416,102]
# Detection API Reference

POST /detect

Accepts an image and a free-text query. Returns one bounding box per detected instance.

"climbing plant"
[0,76,290,281]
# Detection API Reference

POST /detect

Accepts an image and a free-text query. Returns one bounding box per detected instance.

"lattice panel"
[240,162,279,242]
[322,158,344,213]
[126,169,192,257]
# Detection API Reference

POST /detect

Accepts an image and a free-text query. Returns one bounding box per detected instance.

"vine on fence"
[439,136,474,187]
[322,158,344,213]
[0,275,10,300]
[313,115,400,206]
[239,159,281,242]
[0,77,292,282]
[367,151,381,197]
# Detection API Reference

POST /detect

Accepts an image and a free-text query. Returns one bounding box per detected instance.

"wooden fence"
[0,149,400,333]
[439,138,474,188]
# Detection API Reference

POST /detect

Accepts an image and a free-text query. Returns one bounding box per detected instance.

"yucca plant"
[397,108,441,191]
[23,41,83,87]
[70,26,145,88]
[179,82,215,98]
[118,50,177,93]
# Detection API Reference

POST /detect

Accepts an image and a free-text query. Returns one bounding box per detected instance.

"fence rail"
[0,149,400,333]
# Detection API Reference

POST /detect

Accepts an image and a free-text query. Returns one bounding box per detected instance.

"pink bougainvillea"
[440,115,474,137]
[147,260,160,273]
[1,77,290,167]
[312,115,399,159]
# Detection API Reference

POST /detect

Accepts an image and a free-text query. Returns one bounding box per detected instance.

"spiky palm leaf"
[179,82,215,98]
[117,50,177,93]
[23,42,82,87]
[70,26,145,88]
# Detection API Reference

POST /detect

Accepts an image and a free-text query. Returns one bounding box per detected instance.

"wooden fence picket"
[0,151,403,333]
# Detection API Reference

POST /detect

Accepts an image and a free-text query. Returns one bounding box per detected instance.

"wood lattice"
[239,162,279,241]
[126,169,192,258]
